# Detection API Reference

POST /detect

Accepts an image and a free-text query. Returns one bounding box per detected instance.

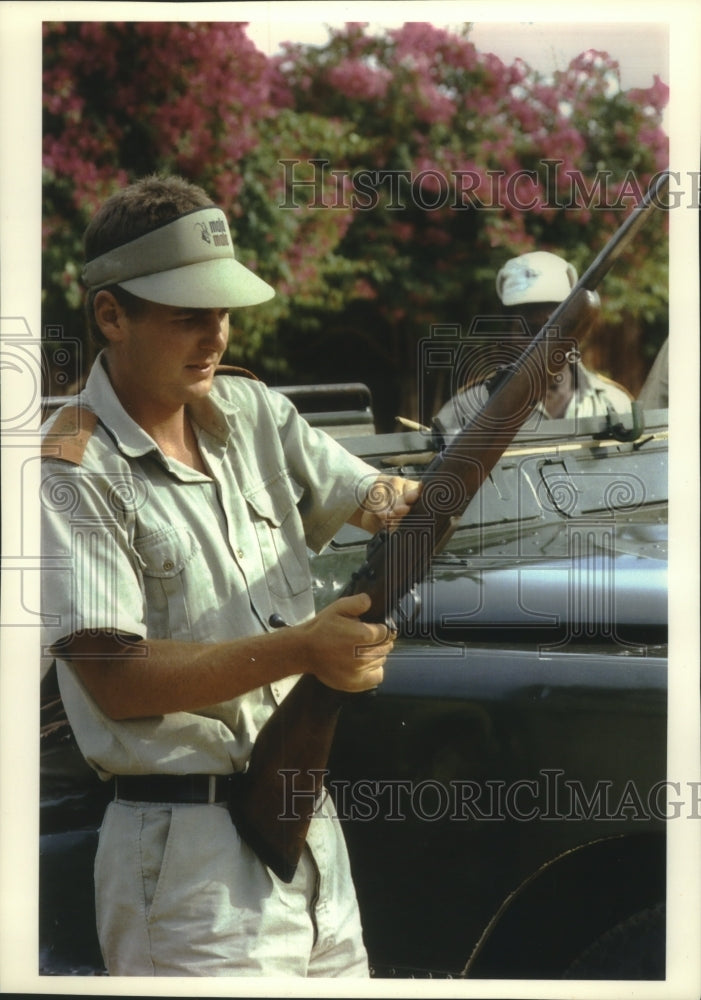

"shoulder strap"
[215,364,261,381]
[41,405,98,465]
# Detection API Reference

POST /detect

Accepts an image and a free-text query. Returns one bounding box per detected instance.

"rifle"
[228,171,670,882]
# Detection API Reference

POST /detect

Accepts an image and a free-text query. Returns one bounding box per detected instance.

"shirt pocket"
[134,524,214,641]
[243,472,311,599]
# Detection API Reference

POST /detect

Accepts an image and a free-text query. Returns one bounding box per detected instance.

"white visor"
[81,206,275,308]
[496,251,578,307]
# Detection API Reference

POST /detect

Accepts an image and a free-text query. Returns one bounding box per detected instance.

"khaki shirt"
[434,363,632,435]
[41,356,378,780]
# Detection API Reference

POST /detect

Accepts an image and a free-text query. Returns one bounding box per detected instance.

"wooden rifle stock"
[229,172,670,882]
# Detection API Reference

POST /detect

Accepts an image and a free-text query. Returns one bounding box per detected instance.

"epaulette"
[41,405,98,465]
[215,364,261,381]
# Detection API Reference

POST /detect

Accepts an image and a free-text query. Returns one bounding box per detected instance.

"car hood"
[313,414,668,648]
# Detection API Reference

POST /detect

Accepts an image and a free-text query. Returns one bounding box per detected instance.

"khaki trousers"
[94,797,369,976]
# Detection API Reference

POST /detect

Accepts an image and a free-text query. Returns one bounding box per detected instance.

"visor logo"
[208,218,230,247]
[194,218,230,248]
[195,222,212,244]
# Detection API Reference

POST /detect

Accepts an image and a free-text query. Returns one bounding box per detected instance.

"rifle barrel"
[571,171,669,294]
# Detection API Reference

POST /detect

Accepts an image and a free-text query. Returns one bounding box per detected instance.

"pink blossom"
[352,278,377,300]
[327,59,391,101]
[627,75,670,115]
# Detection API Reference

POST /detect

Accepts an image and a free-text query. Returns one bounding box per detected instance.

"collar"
[81,353,236,460]
[188,389,238,442]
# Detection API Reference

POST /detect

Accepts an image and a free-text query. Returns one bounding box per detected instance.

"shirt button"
[162,559,174,571]
[236,548,244,558]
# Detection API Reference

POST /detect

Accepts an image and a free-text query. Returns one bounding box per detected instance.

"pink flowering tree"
[42,21,668,423]
[43,20,367,391]
[41,20,327,384]
[271,24,669,425]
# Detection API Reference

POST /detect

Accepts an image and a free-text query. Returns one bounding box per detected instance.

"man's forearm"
[60,593,392,721]
[63,628,309,721]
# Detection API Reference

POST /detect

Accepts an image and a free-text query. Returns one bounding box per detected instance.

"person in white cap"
[434,250,632,434]
[41,174,419,977]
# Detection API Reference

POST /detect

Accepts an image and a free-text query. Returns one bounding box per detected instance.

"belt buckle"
[208,775,217,804]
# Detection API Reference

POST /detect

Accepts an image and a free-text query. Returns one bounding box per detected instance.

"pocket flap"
[243,472,302,527]
[135,525,198,578]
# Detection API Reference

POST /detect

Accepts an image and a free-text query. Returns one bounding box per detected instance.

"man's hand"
[349,474,422,536]
[298,592,395,692]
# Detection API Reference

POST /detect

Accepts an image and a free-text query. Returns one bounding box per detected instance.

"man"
[41,174,418,977]
[433,250,632,436]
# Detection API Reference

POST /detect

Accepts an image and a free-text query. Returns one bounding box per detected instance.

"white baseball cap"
[81,206,274,308]
[496,251,578,307]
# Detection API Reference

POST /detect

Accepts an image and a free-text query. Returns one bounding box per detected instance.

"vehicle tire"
[562,901,665,979]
